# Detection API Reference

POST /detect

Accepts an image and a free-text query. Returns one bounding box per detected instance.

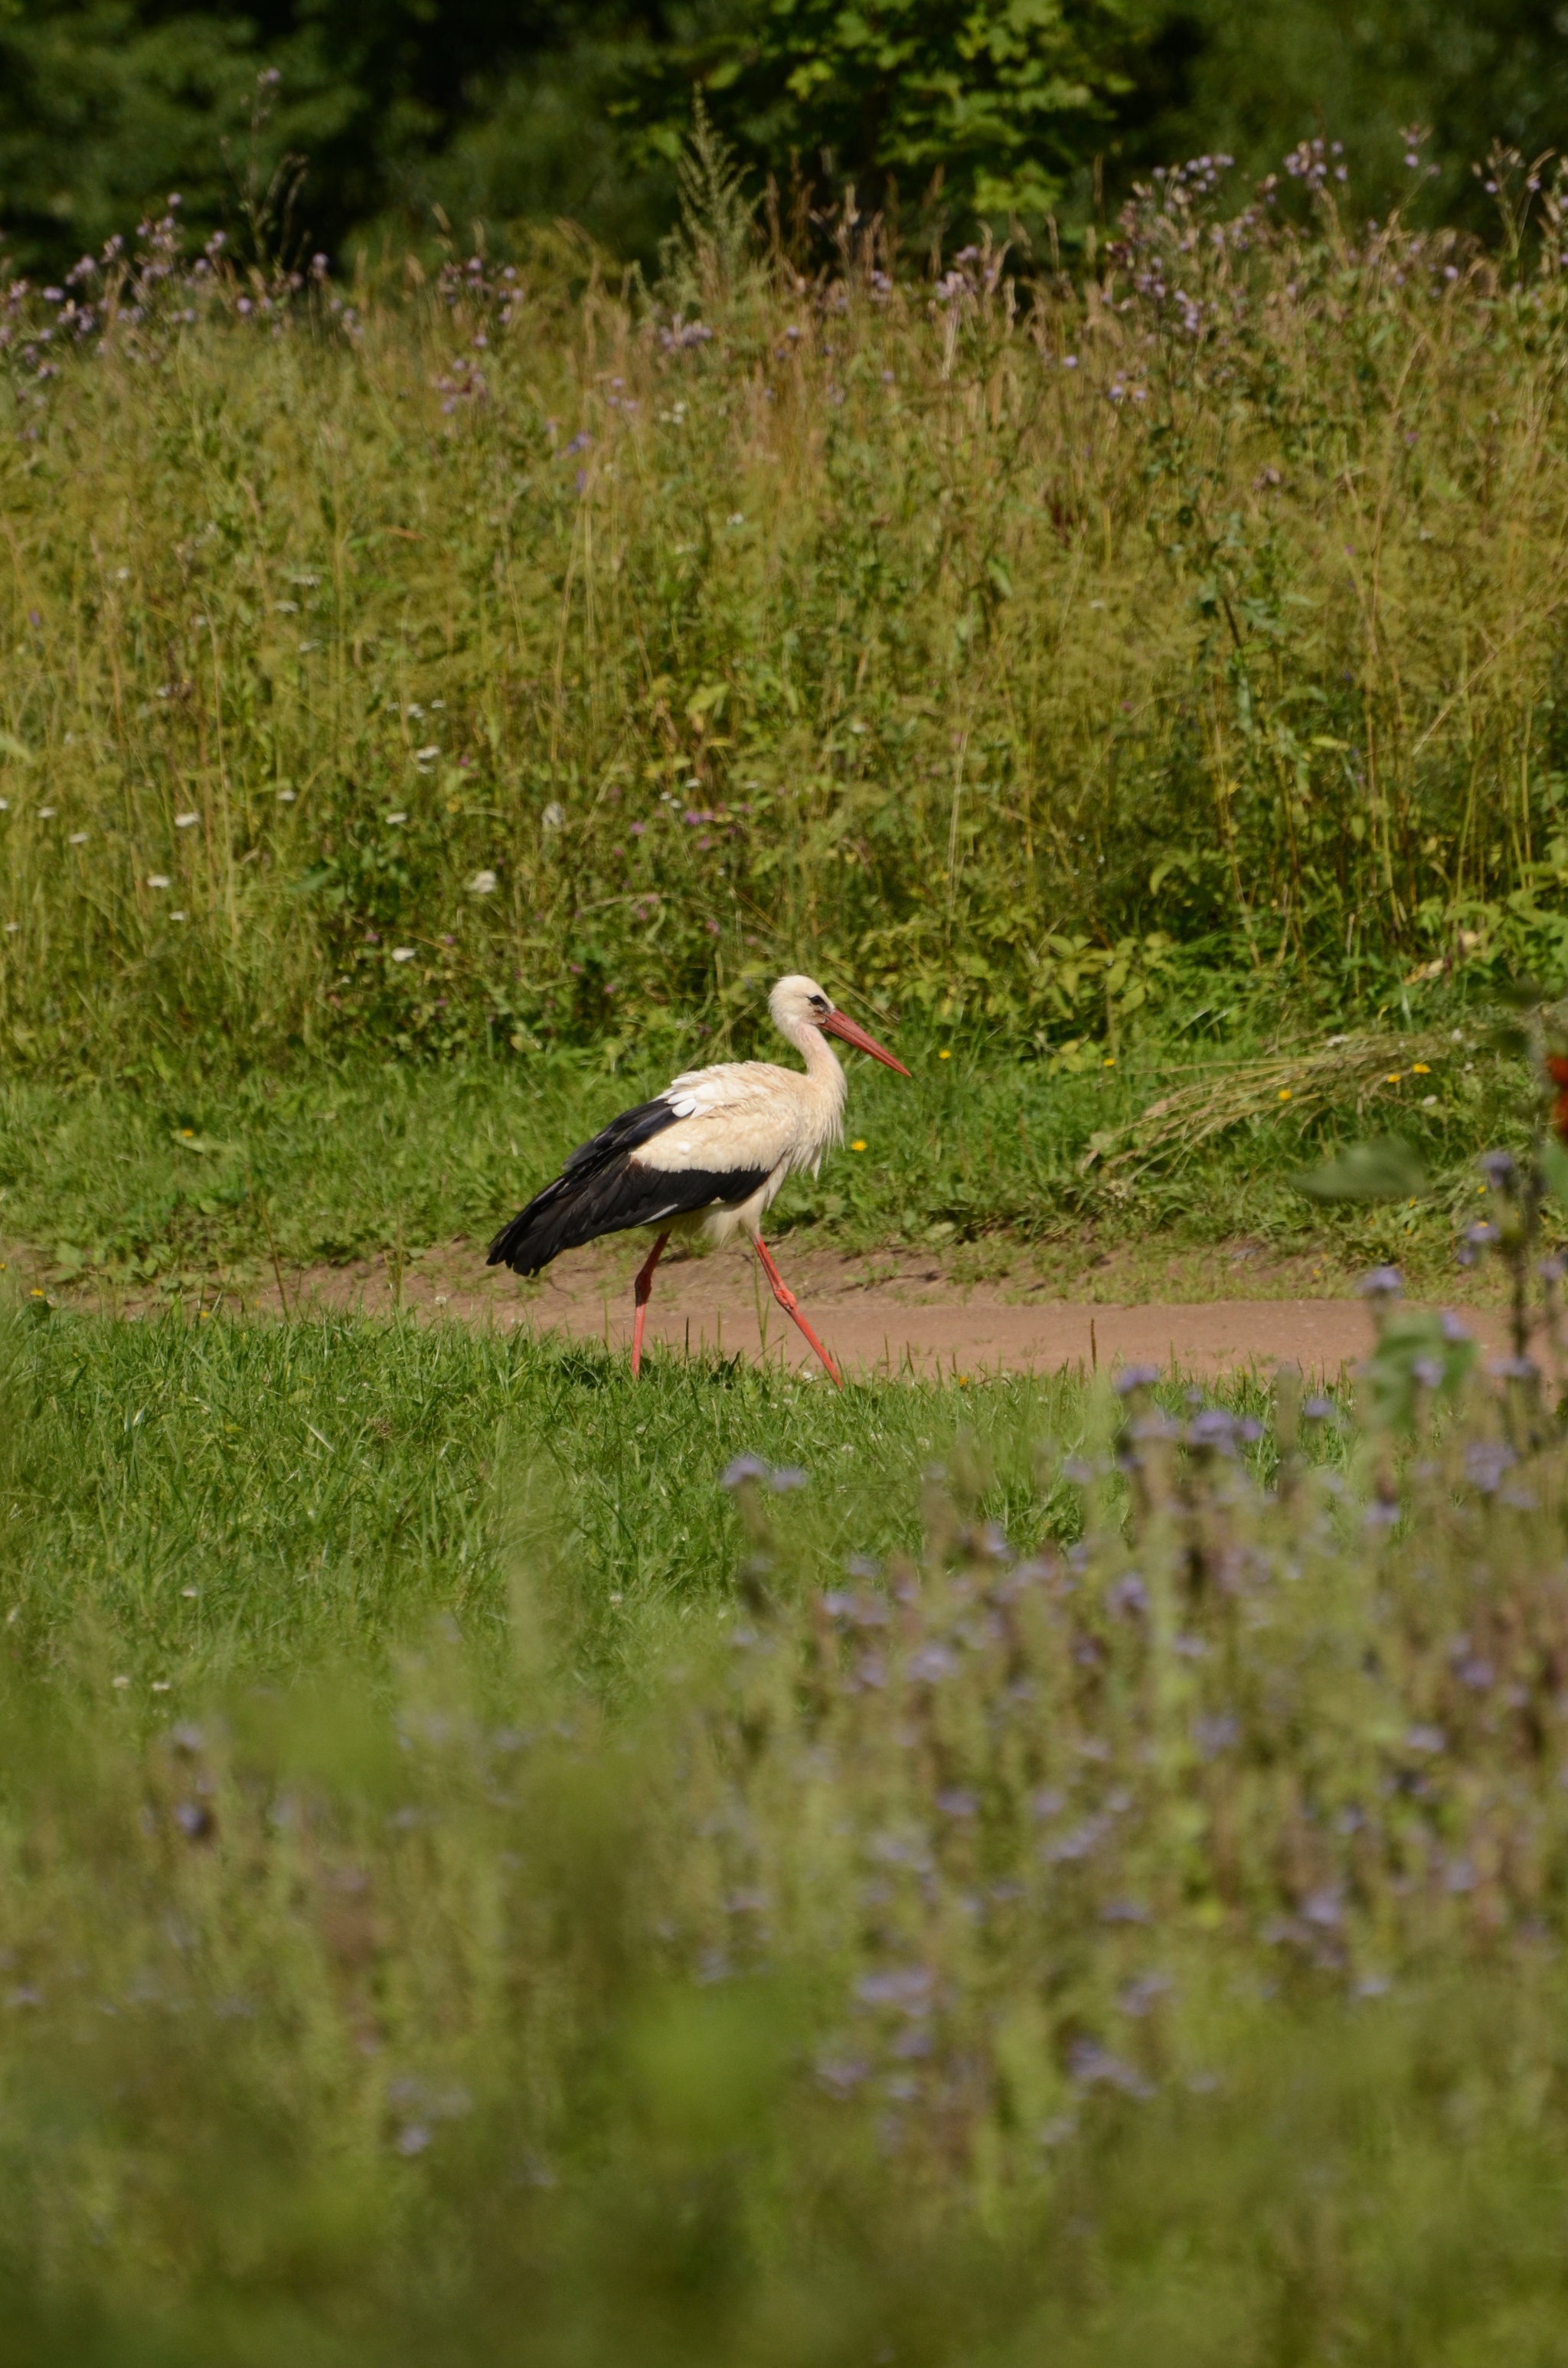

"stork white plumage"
[487,974,910,1386]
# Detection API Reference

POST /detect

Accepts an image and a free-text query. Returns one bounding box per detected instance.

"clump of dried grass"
[1086,1026,1467,1174]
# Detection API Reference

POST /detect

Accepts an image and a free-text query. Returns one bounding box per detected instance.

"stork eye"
[808,994,829,1011]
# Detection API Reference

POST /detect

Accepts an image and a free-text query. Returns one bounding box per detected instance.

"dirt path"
[213,1241,1510,1383]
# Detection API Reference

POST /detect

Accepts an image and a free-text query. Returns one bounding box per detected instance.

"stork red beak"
[820,1008,911,1076]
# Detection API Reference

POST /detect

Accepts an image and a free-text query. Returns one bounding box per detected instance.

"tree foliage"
[2,0,1567,276]
[627,0,1138,227]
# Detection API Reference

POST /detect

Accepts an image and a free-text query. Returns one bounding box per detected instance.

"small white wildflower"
[191,613,207,626]
[112,1674,130,1688]
[407,702,425,719]
[430,698,446,710]
[0,799,8,810]
[386,811,408,825]
[727,512,745,525]
[171,910,187,921]
[148,874,171,888]
[68,830,88,844]
[469,868,498,895]
[3,921,18,933]
[299,640,318,653]
[277,789,296,802]
[542,801,565,828]
[175,811,199,828]
[38,806,55,819]
[115,567,131,581]
[276,600,299,613]
[414,745,439,766]
[391,946,416,963]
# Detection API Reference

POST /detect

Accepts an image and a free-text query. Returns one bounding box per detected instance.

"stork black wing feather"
[487,1091,770,1274]
[560,1097,686,1175]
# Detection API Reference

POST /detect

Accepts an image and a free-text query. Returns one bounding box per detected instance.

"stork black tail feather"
[486,1177,584,1276]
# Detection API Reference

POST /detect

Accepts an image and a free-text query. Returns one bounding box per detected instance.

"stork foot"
[630,1231,670,1379]
[751,1235,842,1388]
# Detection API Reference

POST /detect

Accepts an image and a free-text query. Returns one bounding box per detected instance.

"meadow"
[6,146,1568,1088]
[10,137,1568,2362]
[8,1282,1568,2363]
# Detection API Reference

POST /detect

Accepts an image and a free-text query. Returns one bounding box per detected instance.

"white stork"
[487,973,909,1386]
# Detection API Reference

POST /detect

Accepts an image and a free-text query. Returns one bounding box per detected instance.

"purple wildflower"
[816,2054,871,2098]
[855,1966,933,2011]
[1465,1439,1517,1493]
[1193,1712,1239,1758]
[1068,2040,1154,2098]
[1187,1407,1238,1454]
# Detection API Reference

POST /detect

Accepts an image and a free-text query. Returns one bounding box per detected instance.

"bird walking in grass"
[487,974,910,1386]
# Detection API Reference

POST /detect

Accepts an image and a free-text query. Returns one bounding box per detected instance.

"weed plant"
[6,1277,1568,2359]
[8,146,1568,1082]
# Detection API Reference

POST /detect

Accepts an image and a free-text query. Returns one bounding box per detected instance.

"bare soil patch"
[79,1236,1510,1383]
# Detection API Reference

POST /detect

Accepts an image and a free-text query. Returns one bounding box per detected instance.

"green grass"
[0,1014,1538,1300]
[9,1292,1568,2361]
[0,1294,1133,1702]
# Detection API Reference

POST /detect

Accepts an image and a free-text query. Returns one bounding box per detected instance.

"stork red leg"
[751,1233,842,1389]
[630,1231,670,1379]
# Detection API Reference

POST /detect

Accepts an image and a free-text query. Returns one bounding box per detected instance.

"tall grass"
[8,146,1568,1079]
[8,1292,1568,2358]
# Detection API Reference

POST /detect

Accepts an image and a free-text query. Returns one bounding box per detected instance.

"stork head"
[769,974,910,1075]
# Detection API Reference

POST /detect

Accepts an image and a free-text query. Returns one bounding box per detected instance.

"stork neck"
[785,1017,847,1100]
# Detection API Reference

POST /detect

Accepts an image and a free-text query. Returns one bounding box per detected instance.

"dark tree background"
[2,0,1566,274]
